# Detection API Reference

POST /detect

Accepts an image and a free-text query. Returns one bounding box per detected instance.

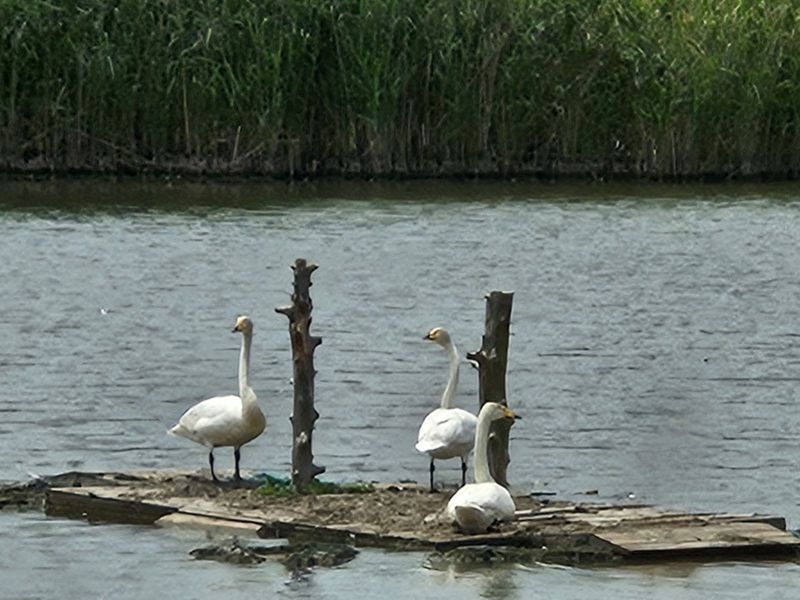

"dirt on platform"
[0,469,545,540]
[123,471,543,537]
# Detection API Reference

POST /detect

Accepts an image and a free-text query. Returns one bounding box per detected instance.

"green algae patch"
[256,474,375,497]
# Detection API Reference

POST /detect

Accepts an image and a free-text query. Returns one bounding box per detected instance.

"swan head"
[232,315,254,335]
[424,327,451,347]
[480,402,519,422]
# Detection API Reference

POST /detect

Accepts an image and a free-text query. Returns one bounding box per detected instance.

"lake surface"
[2,179,800,598]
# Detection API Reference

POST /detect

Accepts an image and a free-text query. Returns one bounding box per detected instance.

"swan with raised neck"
[415,327,478,491]
[168,315,266,482]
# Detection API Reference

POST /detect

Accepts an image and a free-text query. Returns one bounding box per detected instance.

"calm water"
[2,179,800,598]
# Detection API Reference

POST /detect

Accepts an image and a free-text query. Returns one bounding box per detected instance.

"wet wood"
[275,258,326,491]
[46,487,175,525]
[466,291,514,486]
[37,470,800,564]
[597,522,797,555]
[157,512,263,535]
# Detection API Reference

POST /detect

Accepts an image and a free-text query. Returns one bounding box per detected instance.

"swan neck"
[239,331,252,399]
[473,407,494,484]
[439,341,459,409]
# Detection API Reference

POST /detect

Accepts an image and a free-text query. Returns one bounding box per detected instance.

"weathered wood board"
[36,470,800,564]
[597,522,799,556]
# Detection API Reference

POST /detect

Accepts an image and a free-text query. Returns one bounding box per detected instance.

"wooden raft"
[41,471,800,563]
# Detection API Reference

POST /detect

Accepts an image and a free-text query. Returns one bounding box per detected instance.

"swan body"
[446,402,517,533]
[415,327,478,491]
[415,408,476,459]
[169,315,266,482]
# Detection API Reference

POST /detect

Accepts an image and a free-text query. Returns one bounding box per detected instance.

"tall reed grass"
[1,0,799,178]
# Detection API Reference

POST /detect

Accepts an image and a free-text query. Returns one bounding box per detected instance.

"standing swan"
[168,315,266,482]
[446,402,518,533]
[415,327,478,492]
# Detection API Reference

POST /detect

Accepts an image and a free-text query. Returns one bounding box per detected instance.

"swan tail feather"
[415,440,445,454]
[169,423,196,442]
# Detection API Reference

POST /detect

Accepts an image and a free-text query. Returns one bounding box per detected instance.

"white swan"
[168,315,266,482]
[415,327,478,492]
[446,402,518,533]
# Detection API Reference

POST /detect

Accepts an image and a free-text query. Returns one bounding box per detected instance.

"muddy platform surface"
[4,470,800,565]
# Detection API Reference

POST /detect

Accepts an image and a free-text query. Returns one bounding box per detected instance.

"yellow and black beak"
[502,406,521,420]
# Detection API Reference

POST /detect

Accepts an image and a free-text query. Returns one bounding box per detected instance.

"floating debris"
[189,539,358,570]
[190,539,265,565]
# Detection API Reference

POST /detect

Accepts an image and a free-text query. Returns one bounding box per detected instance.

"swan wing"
[416,408,477,457]
[451,505,494,534]
[446,482,516,533]
[169,395,243,445]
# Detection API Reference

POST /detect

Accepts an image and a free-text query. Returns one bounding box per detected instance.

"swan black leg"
[429,458,436,492]
[234,448,242,481]
[209,450,219,482]
[461,458,467,487]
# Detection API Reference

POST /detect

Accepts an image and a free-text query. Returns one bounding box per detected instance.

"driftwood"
[466,291,514,487]
[275,258,326,491]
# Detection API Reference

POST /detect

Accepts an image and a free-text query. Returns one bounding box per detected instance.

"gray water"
[2,179,800,598]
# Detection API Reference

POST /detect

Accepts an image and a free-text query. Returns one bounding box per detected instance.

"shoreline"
[1,159,798,185]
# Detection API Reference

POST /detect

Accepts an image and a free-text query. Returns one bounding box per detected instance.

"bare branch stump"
[466,291,514,487]
[275,258,326,491]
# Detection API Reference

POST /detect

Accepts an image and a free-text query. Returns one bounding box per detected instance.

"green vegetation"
[2,0,799,179]
[257,474,374,496]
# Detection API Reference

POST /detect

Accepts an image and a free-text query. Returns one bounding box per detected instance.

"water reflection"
[477,568,518,600]
[425,556,519,600]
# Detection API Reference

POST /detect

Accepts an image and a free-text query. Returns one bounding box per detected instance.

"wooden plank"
[517,506,787,531]
[514,503,653,517]
[559,512,784,528]
[257,520,434,550]
[173,498,300,524]
[156,513,262,535]
[597,522,800,555]
[46,488,176,525]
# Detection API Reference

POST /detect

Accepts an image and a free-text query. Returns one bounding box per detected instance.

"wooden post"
[466,291,514,487]
[275,258,326,491]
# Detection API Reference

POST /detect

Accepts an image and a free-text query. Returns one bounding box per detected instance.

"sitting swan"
[446,402,518,533]
[168,315,266,482]
[415,327,478,492]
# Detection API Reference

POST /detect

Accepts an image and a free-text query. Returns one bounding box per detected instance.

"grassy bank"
[2,0,799,179]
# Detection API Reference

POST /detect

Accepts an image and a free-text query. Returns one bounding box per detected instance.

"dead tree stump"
[275,258,326,491]
[466,291,514,487]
